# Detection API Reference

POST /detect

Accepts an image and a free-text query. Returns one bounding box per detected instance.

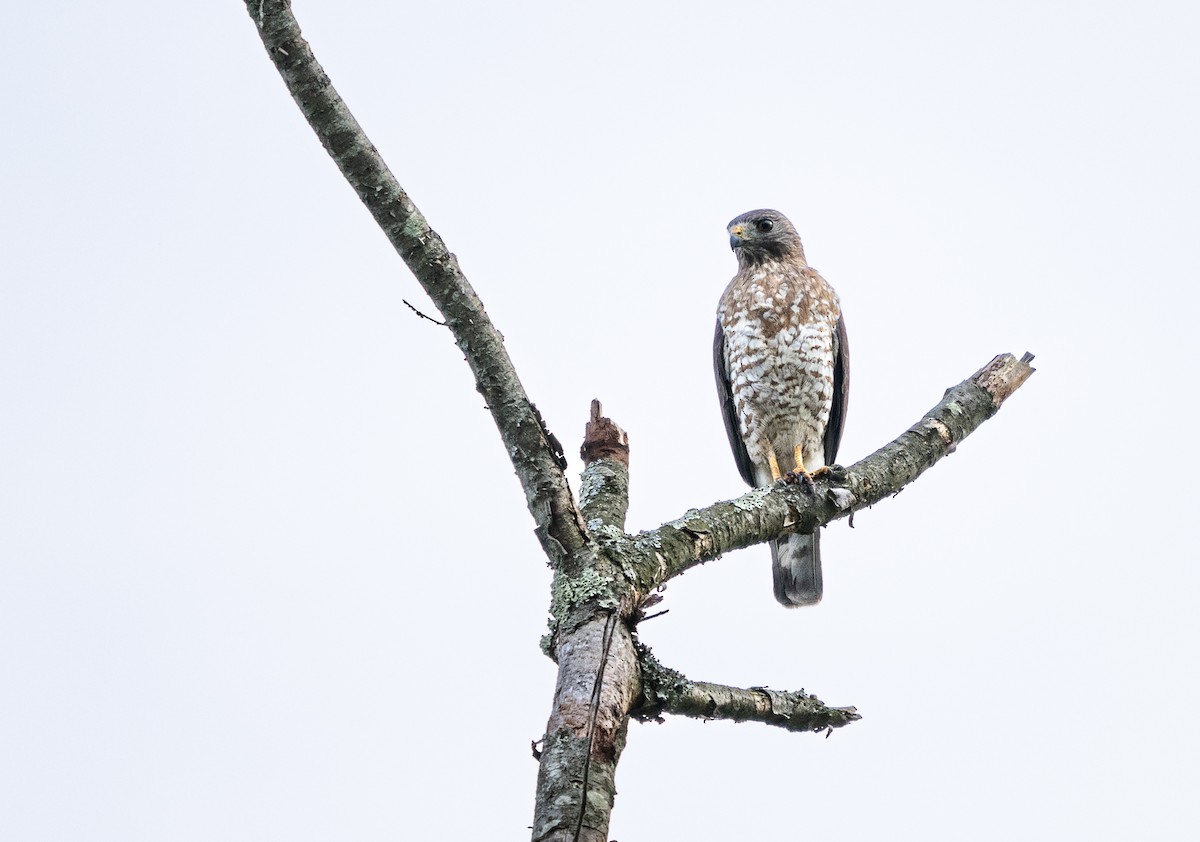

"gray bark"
[243,1,583,565]
[634,640,860,732]
[625,353,1036,592]
[243,5,1035,838]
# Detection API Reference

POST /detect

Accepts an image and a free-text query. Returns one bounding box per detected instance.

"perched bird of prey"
[714,209,849,607]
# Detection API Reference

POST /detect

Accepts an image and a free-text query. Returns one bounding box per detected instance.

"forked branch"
[243,6,1036,841]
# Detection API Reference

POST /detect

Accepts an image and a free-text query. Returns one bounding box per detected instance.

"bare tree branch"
[578,400,630,532]
[244,1,585,561]
[636,647,860,734]
[626,353,1035,592]
[663,682,860,733]
[244,12,623,835]
[243,6,1036,839]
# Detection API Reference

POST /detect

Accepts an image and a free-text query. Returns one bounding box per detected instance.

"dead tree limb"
[245,9,627,839]
[243,5,1035,839]
[623,353,1036,592]
[244,1,583,563]
[636,646,861,734]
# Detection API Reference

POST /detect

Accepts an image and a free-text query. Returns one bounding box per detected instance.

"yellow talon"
[767,449,782,482]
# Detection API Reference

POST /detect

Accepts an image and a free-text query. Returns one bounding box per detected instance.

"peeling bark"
[242,5,1035,837]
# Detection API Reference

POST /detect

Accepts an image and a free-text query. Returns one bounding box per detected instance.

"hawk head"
[727,209,806,267]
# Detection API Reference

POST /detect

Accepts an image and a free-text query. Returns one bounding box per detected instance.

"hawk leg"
[767,449,783,482]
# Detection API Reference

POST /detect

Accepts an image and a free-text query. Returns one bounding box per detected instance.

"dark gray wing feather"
[714,319,756,487]
[823,312,850,466]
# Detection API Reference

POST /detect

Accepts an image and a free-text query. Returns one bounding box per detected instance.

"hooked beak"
[728,225,745,250]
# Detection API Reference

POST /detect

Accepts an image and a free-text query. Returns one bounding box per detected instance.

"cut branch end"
[580,399,630,466]
[972,352,1037,407]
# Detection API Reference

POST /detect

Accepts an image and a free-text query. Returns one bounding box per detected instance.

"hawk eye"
[755,219,774,233]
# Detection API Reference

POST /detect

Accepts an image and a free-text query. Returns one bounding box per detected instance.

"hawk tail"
[771,532,823,607]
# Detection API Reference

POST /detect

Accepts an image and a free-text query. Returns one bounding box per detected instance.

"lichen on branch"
[243,6,1035,840]
[635,644,860,734]
[630,353,1035,591]
[244,0,584,563]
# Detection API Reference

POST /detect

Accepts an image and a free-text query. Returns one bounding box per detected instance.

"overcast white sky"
[3,1,1199,839]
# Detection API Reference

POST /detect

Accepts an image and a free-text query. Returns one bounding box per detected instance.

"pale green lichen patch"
[586,521,633,568]
[549,566,619,623]
[593,523,627,543]
[592,526,644,584]
[578,470,605,510]
[631,531,663,551]
[666,509,712,533]
[578,463,622,510]
[732,487,772,511]
[400,211,429,240]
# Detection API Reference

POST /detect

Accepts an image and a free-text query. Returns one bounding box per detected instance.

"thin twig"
[401,298,446,326]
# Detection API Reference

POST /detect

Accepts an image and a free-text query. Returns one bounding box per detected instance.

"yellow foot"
[781,446,816,490]
[783,468,816,492]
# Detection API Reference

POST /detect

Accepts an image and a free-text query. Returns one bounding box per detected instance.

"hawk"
[714,209,849,607]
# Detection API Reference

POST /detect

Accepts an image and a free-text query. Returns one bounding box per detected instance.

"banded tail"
[771,531,823,607]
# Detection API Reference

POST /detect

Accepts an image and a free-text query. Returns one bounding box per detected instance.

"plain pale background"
[3,1,1198,839]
